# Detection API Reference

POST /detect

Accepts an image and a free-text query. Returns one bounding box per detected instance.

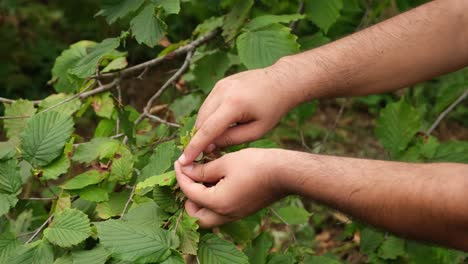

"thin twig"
[120,185,136,219]
[270,208,297,243]
[289,1,305,31]
[426,88,468,135]
[78,78,119,99]
[20,197,57,201]
[26,213,54,244]
[146,113,180,127]
[173,209,184,231]
[41,81,96,114]
[95,30,219,79]
[317,99,347,153]
[0,97,40,105]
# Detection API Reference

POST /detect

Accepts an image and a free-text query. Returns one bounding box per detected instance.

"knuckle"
[223,134,234,147]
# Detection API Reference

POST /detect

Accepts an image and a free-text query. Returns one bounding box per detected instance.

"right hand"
[178,66,296,165]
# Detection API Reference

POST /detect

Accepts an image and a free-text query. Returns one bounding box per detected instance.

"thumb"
[180,159,225,183]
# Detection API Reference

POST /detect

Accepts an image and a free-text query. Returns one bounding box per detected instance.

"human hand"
[175,148,288,228]
[178,66,298,165]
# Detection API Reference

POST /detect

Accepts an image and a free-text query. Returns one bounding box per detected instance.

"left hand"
[174,148,287,228]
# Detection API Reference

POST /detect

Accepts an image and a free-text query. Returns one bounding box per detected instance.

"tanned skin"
[174,0,468,251]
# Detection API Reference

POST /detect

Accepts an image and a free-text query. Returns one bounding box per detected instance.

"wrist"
[264,148,304,196]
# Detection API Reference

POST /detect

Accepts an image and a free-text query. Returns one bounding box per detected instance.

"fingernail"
[182,164,193,172]
[206,144,216,153]
[178,153,188,164]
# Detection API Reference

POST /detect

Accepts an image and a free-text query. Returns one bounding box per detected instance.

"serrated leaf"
[161,252,185,264]
[194,16,223,36]
[170,94,202,121]
[94,119,116,138]
[21,111,74,167]
[97,0,146,24]
[110,146,134,184]
[61,170,108,190]
[78,186,109,202]
[193,51,231,93]
[303,255,342,264]
[136,171,176,196]
[71,245,111,264]
[130,3,167,48]
[8,240,54,264]
[245,232,272,264]
[0,232,20,263]
[51,41,93,93]
[95,219,172,262]
[378,236,405,260]
[198,233,249,264]
[72,138,120,164]
[152,0,180,14]
[101,57,128,73]
[41,153,71,181]
[153,186,179,213]
[245,14,305,31]
[406,241,464,264]
[139,140,175,182]
[305,0,343,33]
[0,159,22,194]
[96,191,129,219]
[39,94,82,115]
[0,142,15,160]
[170,211,199,255]
[44,208,91,247]
[237,25,299,69]
[360,228,384,255]
[222,0,253,42]
[220,212,262,244]
[54,255,73,264]
[70,38,121,78]
[0,193,18,217]
[431,141,468,163]
[3,100,37,143]
[124,200,169,226]
[267,252,295,264]
[376,99,422,158]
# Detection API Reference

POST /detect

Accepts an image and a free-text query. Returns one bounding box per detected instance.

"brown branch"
[95,29,219,80]
[146,113,180,127]
[26,213,54,244]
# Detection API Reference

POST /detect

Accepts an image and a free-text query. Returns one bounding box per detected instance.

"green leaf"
[38,94,82,115]
[237,25,299,69]
[245,14,305,31]
[70,38,121,78]
[360,227,384,255]
[101,57,128,73]
[432,141,468,163]
[51,41,93,93]
[303,255,342,264]
[376,99,422,158]
[3,99,37,143]
[153,186,179,213]
[72,138,120,164]
[78,186,109,202]
[245,232,273,264]
[8,240,54,264]
[0,193,18,217]
[378,236,405,260]
[0,232,20,263]
[194,16,223,36]
[71,245,111,264]
[0,141,16,161]
[94,119,116,138]
[97,0,146,24]
[299,32,331,50]
[124,200,169,226]
[130,3,167,48]
[43,208,92,247]
[110,146,134,184]
[136,171,176,196]
[0,159,22,194]
[152,0,180,14]
[305,0,344,33]
[193,51,231,93]
[139,140,175,181]
[95,219,172,263]
[161,252,185,264]
[222,0,253,42]
[198,233,249,264]
[41,153,71,181]
[170,211,199,255]
[170,94,202,120]
[220,212,263,244]
[273,206,310,225]
[96,191,129,219]
[406,241,464,264]
[61,170,108,190]
[267,252,295,264]
[92,92,115,119]
[21,111,74,167]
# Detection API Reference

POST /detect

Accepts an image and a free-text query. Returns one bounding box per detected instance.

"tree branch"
[426,88,468,135]
[26,213,54,244]
[146,113,180,127]
[95,29,219,79]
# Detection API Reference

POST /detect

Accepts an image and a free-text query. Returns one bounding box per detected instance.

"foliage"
[0,0,466,263]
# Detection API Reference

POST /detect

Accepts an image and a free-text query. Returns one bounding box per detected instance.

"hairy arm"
[277,150,468,250]
[272,0,468,105]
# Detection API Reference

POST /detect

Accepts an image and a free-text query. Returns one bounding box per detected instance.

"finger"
[180,159,225,183]
[195,90,220,129]
[213,122,264,148]
[185,200,230,228]
[179,105,238,164]
[203,143,216,154]
[175,161,217,209]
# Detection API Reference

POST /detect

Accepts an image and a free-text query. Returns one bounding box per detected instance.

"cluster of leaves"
[1,0,466,263]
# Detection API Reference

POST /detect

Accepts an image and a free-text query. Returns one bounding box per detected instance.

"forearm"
[274,149,468,250]
[270,0,468,104]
